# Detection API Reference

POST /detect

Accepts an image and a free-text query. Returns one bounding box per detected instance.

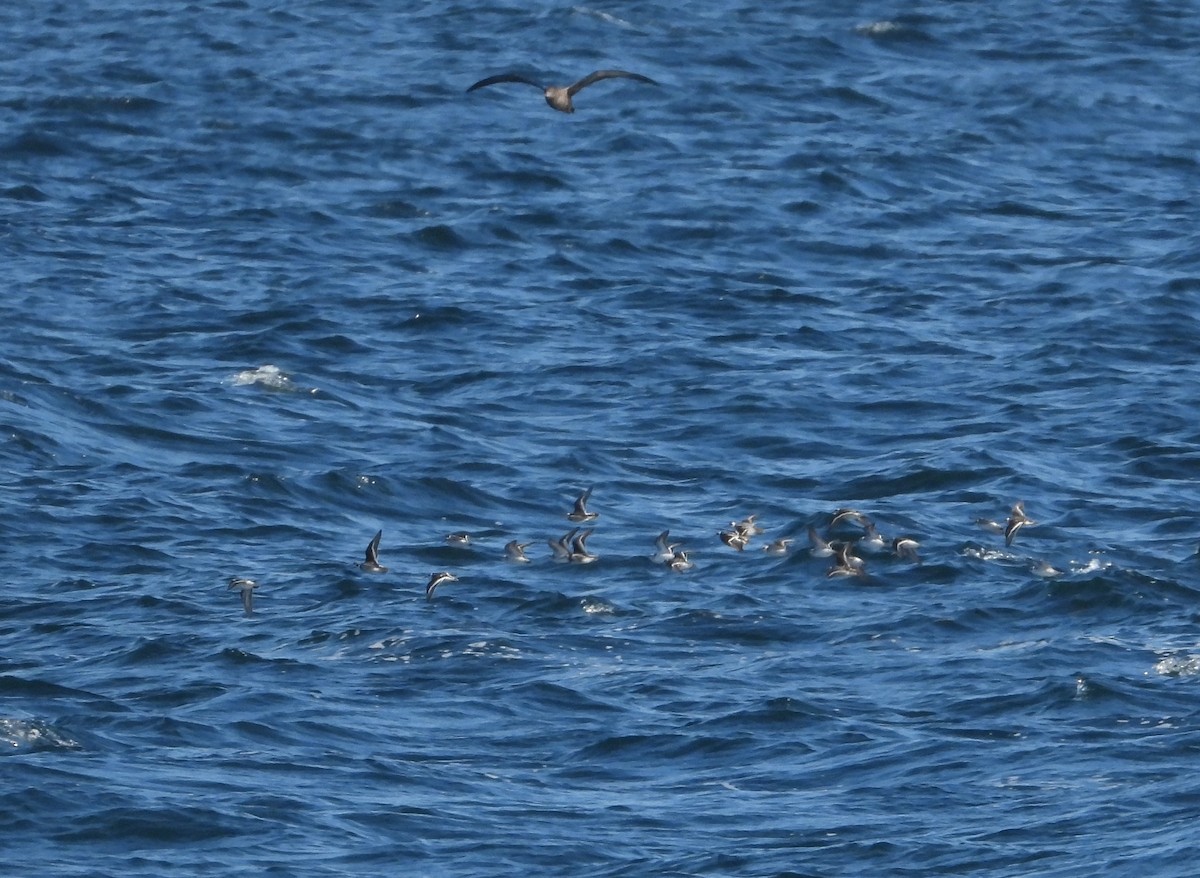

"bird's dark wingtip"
[466,73,544,93]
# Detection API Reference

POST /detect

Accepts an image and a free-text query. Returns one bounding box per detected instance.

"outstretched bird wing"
[571,487,593,515]
[567,69,657,97]
[467,73,545,93]
[365,529,382,564]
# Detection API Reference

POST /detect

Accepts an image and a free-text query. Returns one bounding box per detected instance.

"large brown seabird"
[466,69,657,114]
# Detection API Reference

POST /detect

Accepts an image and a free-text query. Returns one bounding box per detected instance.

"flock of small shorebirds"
[226,490,1038,614]
[226,67,1043,614]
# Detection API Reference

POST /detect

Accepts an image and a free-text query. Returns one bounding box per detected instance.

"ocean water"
[3,1,1200,874]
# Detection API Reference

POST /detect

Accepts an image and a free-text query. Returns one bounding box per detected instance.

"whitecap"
[463,641,521,659]
[1071,557,1110,574]
[571,6,637,29]
[581,597,615,615]
[230,364,295,391]
[961,545,1016,562]
[1153,655,1200,677]
[0,717,79,752]
[855,21,903,36]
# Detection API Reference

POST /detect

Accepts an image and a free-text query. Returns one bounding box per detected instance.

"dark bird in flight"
[466,69,658,114]
[360,529,387,574]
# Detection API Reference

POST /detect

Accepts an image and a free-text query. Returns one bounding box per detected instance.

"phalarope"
[548,528,577,562]
[829,508,872,531]
[505,540,532,563]
[1005,501,1035,546]
[668,549,695,572]
[827,541,866,578]
[762,538,793,556]
[228,577,258,614]
[567,487,599,522]
[425,571,458,600]
[651,530,679,564]
[569,528,598,563]
[807,526,835,558]
[360,530,388,573]
[892,537,921,563]
[719,529,748,551]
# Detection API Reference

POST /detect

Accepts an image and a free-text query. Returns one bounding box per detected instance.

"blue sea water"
[3,1,1200,874]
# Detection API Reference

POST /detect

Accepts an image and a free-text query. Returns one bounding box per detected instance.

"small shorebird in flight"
[466,69,657,114]
[668,549,694,572]
[807,526,835,558]
[425,571,458,600]
[762,538,793,556]
[1005,501,1035,546]
[567,487,599,522]
[719,529,748,551]
[505,540,532,563]
[827,542,866,579]
[829,508,873,531]
[360,529,388,573]
[861,522,887,554]
[568,528,598,564]
[651,530,679,564]
[731,514,765,537]
[228,577,258,614]
[549,528,578,562]
[892,537,921,563]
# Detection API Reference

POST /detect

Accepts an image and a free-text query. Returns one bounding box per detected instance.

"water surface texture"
[3,2,1200,875]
